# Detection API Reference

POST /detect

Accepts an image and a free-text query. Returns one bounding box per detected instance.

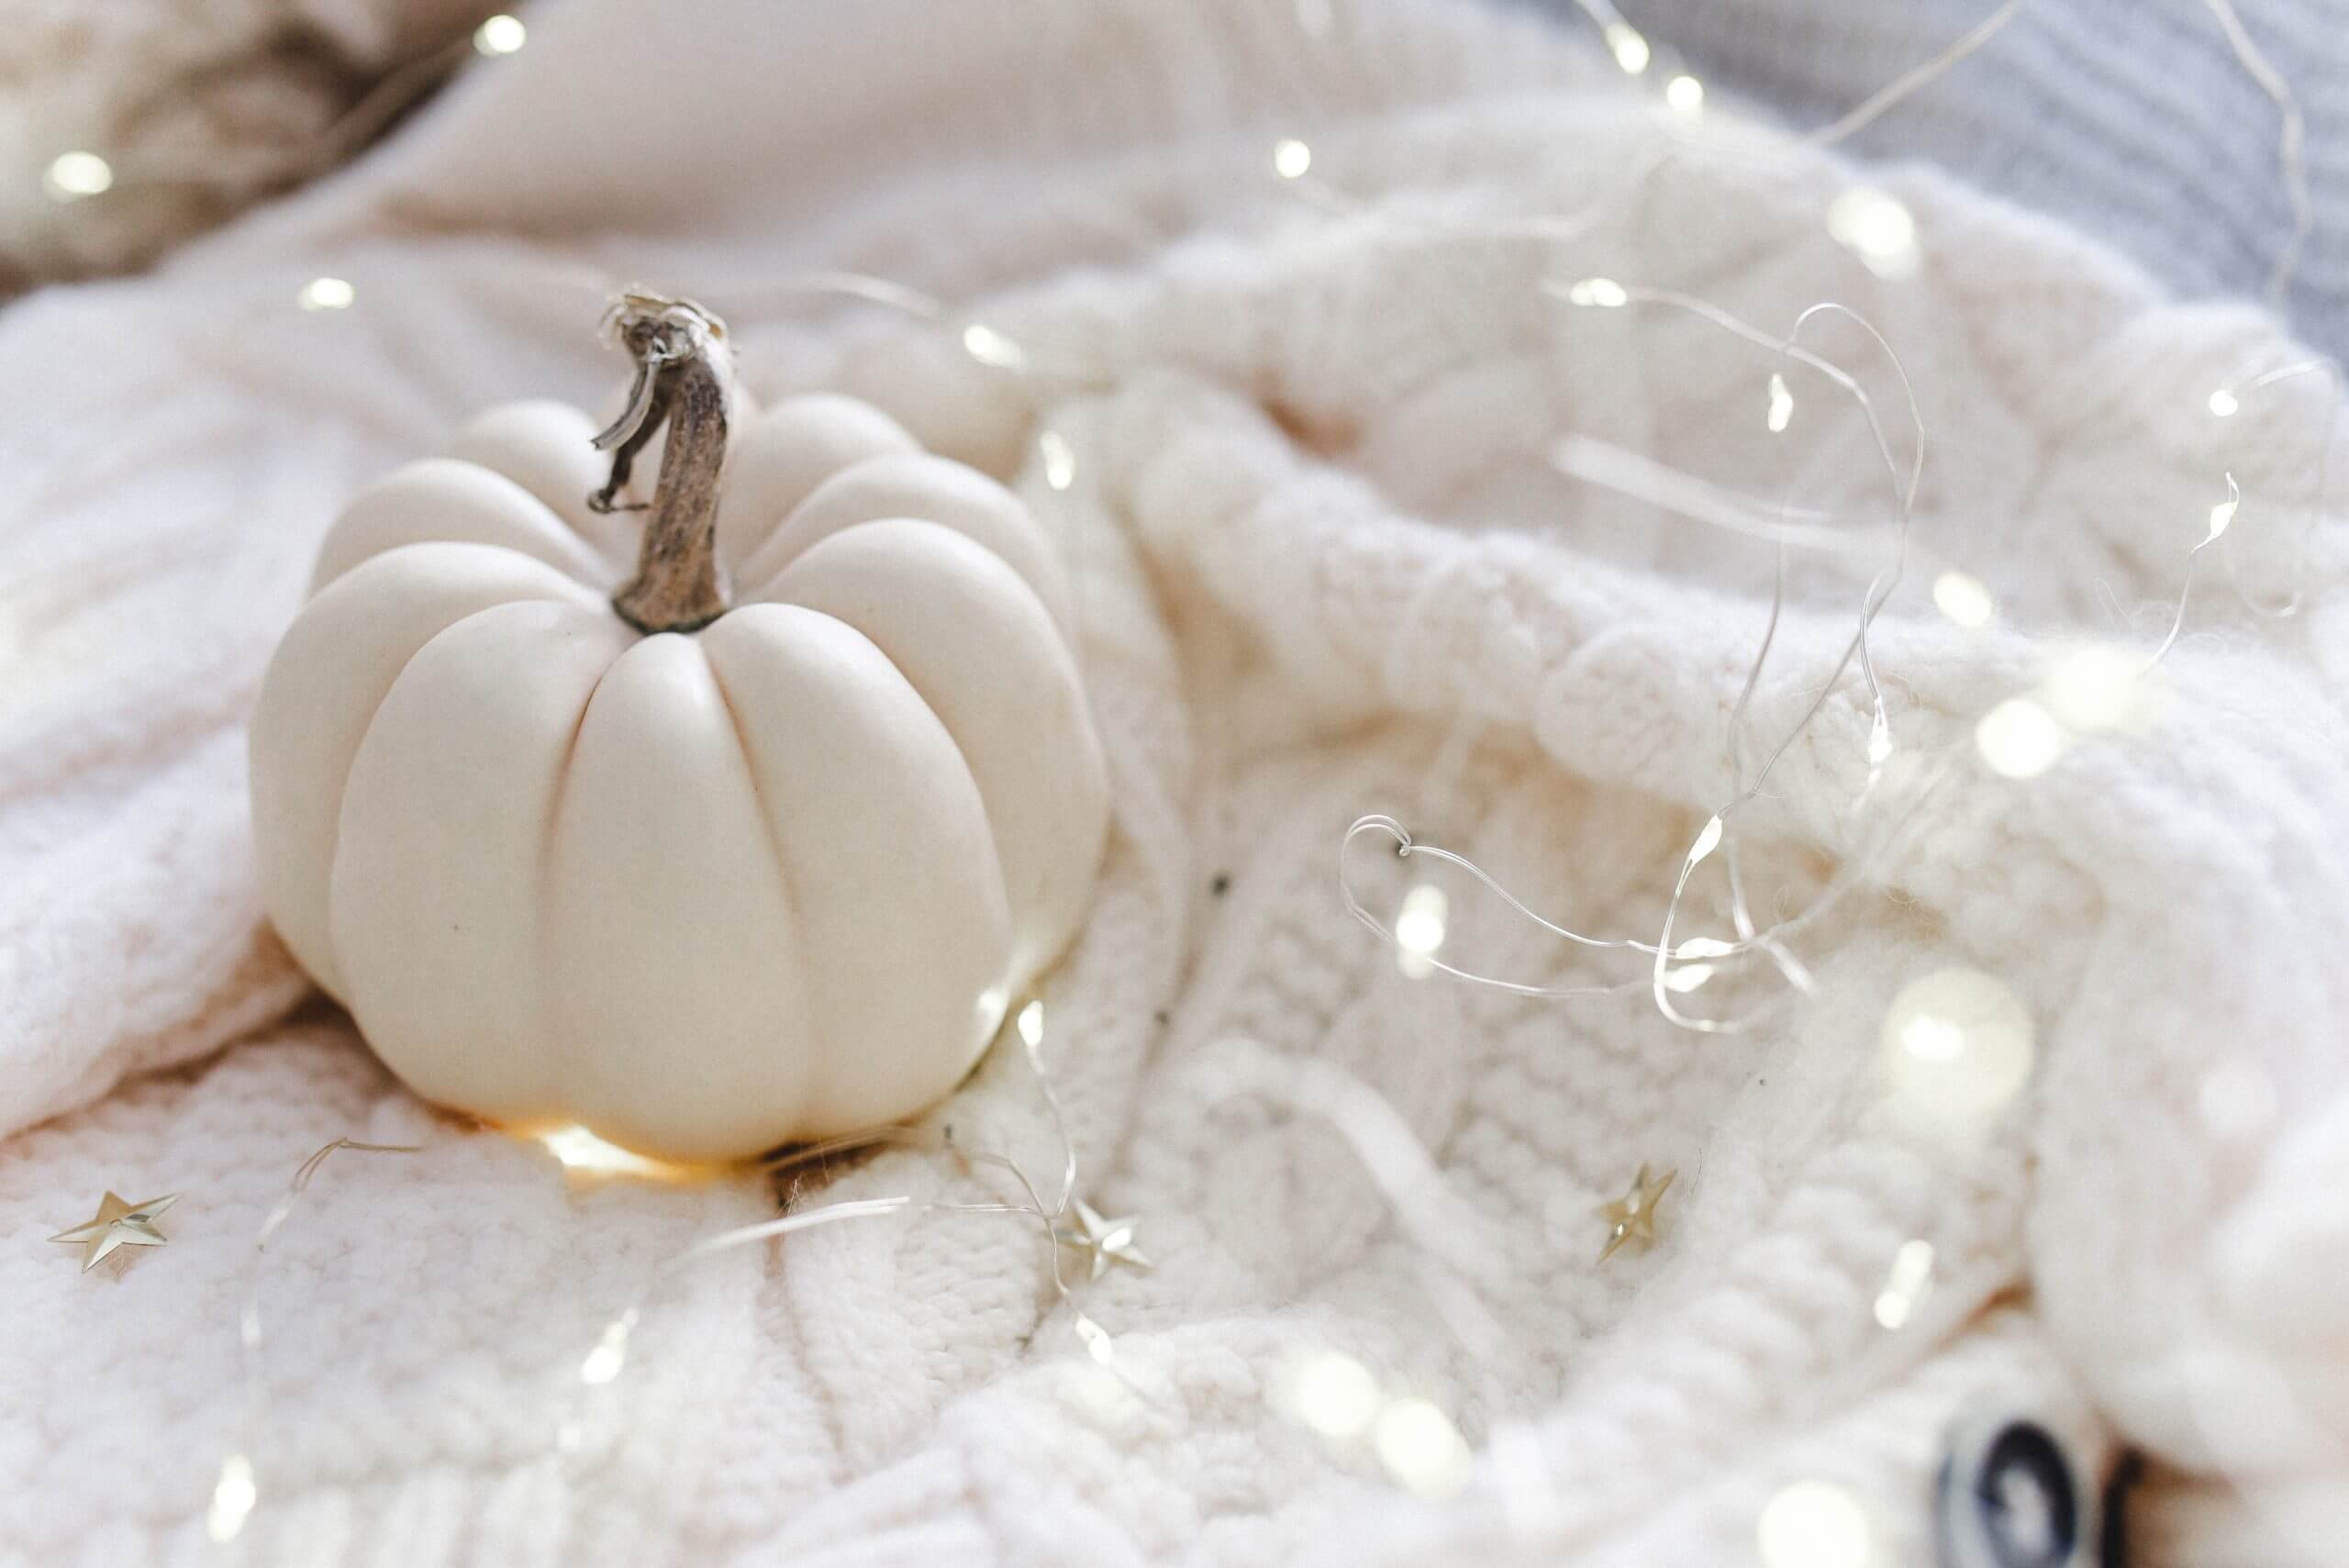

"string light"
[206,1453,257,1544]
[1880,968,2035,1138]
[42,150,113,201]
[295,276,356,311]
[540,1125,679,1177]
[1932,570,1996,627]
[473,14,528,56]
[1973,696,2064,778]
[2043,643,2146,733]
[217,1138,420,1544]
[2196,0,2311,304]
[1758,1480,1875,1568]
[1826,187,1920,278]
[1873,1239,1936,1329]
[1038,428,1076,491]
[1285,1351,1384,1439]
[164,4,2340,1548]
[1393,884,1448,978]
[960,322,1028,371]
[1803,0,2026,149]
[2208,388,2241,417]
[1375,1397,1474,1497]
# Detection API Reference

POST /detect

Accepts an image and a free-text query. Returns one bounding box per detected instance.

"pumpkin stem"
[594,293,736,635]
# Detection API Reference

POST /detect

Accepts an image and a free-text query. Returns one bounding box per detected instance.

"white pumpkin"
[250,296,1108,1162]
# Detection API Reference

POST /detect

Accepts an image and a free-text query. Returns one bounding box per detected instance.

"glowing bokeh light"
[1932,571,1995,628]
[1394,884,1448,979]
[473,14,527,54]
[1288,1351,1382,1439]
[44,150,114,201]
[296,276,356,311]
[1758,1480,1873,1568]
[206,1454,257,1543]
[1827,188,1919,279]
[1880,968,2034,1139]
[1375,1398,1473,1497]
[1605,21,1652,74]
[1975,697,2064,778]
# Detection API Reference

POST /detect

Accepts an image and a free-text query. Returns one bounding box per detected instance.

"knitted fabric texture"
[1526,0,2349,361]
[2,2,2343,1564]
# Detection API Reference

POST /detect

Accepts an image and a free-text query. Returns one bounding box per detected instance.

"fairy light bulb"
[296,276,355,311]
[1074,1314,1116,1364]
[1604,21,1652,74]
[1827,188,1919,279]
[2208,388,2240,417]
[1686,814,1724,867]
[43,150,113,201]
[1766,373,1794,433]
[1758,1480,1874,1568]
[1932,571,1995,628]
[1017,999,1045,1050]
[1975,697,2064,778]
[1393,884,1448,979]
[580,1311,636,1385]
[1566,277,1629,308]
[2205,477,2239,542]
[1872,1239,1935,1329]
[207,1454,257,1543]
[473,14,527,55]
[1374,1398,1473,1497]
[1273,139,1312,179]
[2043,644,2143,733]
[1665,74,1705,115]
[961,323,1026,371]
[1880,968,2034,1139]
[541,1125,672,1176]
[1038,429,1075,491]
[1286,1351,1382,1438]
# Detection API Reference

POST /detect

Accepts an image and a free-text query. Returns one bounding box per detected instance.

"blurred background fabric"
[11,0,2346,361]
[1522,0,2348,359]
[0,0,495,290]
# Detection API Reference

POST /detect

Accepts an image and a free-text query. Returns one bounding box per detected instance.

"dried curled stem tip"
[593,292,737,635]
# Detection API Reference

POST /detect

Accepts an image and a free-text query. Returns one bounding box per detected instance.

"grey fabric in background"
[1520,0,2347,360]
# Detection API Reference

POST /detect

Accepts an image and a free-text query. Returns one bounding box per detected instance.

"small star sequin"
[1054,1199,1151,1281]
[1598,1164,1675,1264]
[50,1191,178,1273]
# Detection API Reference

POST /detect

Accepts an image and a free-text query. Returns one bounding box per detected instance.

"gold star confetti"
[1054,1198,1151,1281]
[1598,1164,1675,1264]
[50,1191,178,1273]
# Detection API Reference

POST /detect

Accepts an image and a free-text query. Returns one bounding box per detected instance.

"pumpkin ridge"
[315,460,614,595]
[312,587,583,999]
[529,626,626,1131]
[770,518,1099,986]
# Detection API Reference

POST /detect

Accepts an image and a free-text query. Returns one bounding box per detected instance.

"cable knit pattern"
[1,2,2343,1564]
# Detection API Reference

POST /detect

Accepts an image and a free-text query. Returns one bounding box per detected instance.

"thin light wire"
[2143,472,2240,671]
[1802,0,2029,149]
[554,998,1141,1478]
[1547,284,1925,1030]
[2216,357,2343,619]
[213,1139,422,1546]
[2196,0,2312,305]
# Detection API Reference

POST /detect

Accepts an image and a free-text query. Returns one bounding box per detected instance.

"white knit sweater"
[3,3,2343,1564]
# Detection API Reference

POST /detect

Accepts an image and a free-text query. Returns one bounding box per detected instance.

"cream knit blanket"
[4,3,2344,1564]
